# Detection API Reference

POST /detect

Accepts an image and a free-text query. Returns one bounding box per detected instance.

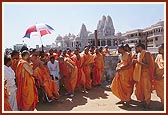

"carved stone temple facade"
[55,15,164,50]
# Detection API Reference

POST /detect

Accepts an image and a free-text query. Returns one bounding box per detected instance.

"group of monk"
[111,43,164,110]
[4,45,109,111]
[4,42,164,111]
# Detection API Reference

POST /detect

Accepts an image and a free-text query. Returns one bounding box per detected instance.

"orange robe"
[33,67,59,98]
[133,50,154,104]
[65,57,78,94]
[128,51,136,93]
[111,52,133,102]
[59,59,73,94]
[129,52,136,68]
[92,53,104,86]
[16,59,38,111]
[82,53,94,89]
[4,86,12,111]
[154,54,164,104]
[71,54,85,89]
[67,53,74,60]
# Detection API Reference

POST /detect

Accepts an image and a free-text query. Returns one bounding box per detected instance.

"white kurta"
[47,60,60,90]
[4,65,18,111]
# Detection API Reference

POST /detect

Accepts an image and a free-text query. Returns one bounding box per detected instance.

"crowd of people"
[4,43,164,111]
[111,43,164,110]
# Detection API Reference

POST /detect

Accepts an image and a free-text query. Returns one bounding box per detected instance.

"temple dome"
[63,34,69,40]
[97,15,106,35]
[56,34,62,40]
[103,15,115,36]
[79,24,88,39]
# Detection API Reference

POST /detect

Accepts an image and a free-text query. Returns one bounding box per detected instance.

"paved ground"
[36,81,164,112]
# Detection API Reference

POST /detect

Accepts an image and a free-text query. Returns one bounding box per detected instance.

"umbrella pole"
[39,36,44,51]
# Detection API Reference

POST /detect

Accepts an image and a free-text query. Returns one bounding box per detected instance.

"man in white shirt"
[4,55,18,111]
[47,56,60,91]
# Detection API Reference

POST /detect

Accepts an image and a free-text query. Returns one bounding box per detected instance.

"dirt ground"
[36,81,164,112]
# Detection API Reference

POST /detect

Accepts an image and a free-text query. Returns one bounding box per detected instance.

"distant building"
[36,45,39,49]
[13,44,27,51]
[123,21,164,48]
[55,15,164,50]
[55,15,125,50]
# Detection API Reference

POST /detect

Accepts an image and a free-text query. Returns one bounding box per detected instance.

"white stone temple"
[55,15,164,50]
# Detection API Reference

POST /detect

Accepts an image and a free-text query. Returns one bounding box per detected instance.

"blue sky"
[3,2,165,49]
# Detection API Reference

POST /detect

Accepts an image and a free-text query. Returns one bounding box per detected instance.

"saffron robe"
[133,50,154,104]
[16,59,38,111]
[92,53,104,86]
[154,54,164,104]
[33,67,59,98]
[71,54,85,89]
[82,53,94,89]
[59,57,78,94]
[111,52,133,102]
[65,57,78,94]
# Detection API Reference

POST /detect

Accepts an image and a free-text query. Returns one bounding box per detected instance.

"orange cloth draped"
[71,54,85,89]
[154,54,164,104]
[16,59,38,111]
[154,79,164,104]
[70,66,78,93]
[135,69,152,104]
[133,50,146,82]
[111,52,133,102]
[129,52,136,69]
[92,53,104,86]
[65,57,78,94]
[130,52,137,91]
[59,60,69,77]
[134,50,154,82]
[134,50,154,104]
[128,51,136,92]
[67,53,74,60]
[4,86,12,111]
[82,53,94,89]
[33,67,59,98]
[59,59,73,94]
